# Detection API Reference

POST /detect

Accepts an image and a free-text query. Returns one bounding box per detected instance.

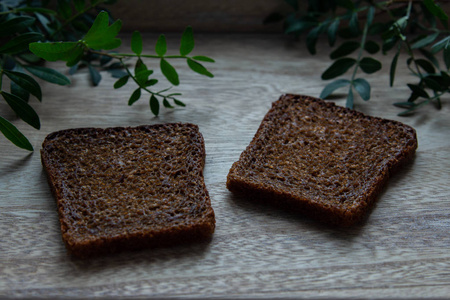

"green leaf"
[393,101,415,108]
[160,58,179,85]
[327,19,340,47]
[320,79,351,99]
[145,79,158,87]
[0,16,36,37]
[306,25,324,55]
[74,0,86,12]
[431,36,450,53]
[366,6,375,26]
[419,48,440,68]
[155,34,167,56]
[179,26,194,56]
[187,58,214,78]
[24,65,71,86]
[321,58,356,80]
[0,33,43,54]
[128,88,141,105]
[149,95,159,116]
[330,41,360,59]
[423,0,448,21]
[88,64,101,86]
[11,81,30,103]
[423,76,443,91]
[407,84,430,98]
[131,31,143,55]
[192,55,215,63]
[390,50,400,87]
[134,59,153,86]
[349,11,359,35]
[285,18,315,34]
[0,116,33,151]
[29,41,78,61]
[415,59,435,74]
[364,40,380,54]
[359,57,382,74]
[352,78,371,101]
[114,75,129,89]
[163,98,174,108]
[346,87,354,109]
[4,70,42,101]
[83,11,122,50]
[411,33,440,49]
[173,99,186,107]
[1,92,40,129]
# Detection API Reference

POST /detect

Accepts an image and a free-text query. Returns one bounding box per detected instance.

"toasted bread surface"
[227,94,417,226]
[41,123,215,257]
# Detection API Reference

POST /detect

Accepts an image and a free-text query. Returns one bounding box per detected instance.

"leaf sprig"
[1,1,214,151]
[266,0,450,115]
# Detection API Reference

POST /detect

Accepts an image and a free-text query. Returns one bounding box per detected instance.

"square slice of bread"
[41,123,215,257]
[227,94,418,226]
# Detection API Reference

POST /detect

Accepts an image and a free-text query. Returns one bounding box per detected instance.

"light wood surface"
[1,34,450,299]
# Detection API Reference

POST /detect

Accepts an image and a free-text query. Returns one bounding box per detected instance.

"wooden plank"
[1,34,449,298]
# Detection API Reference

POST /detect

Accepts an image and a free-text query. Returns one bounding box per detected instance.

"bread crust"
[227,94,418,226]
[41,123,215,257]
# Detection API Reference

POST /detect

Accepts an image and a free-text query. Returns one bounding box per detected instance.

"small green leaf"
[330,41,360,59]
[0,16,36,37]
[408,84,430,98]
[155,34,167,56]
[423,0,448,21]
[0,33,43,54]
[163,98,174,108]
[145,79,158,87]
[306,25,324,55]
[366,6,375,26]
[88,64,102,86]
[327,19,340,47]
[320,79,351,99]
[359,57,382,74]
[1,92,40,129]
[390,50,400,87]
[364,40,380,54]
[419,48,440,68]
[423,77,443,91]
[150,95,160,116]
[353,78,371,101]
[285,18,315,34]
[114,75,129,89]
[179,26,194,56]
[83,11,122,50]
[131,31,143,55]
[29,41,78,61]
[0,116,33,151]
[174,99,186,107]
[346,87,354,109]
[4,70,42,101]
[24,65,71,85]
[431,36,450,53]
[192,55,215,63]
[187,58,214,78]
[160,58,179,85]
[321,58,356,80]
[11,81,30,103]
[393,101,415,108]
[415,59,435,74]
[128,88,141,105]
[411,33,440,49]
[349,11,360,35]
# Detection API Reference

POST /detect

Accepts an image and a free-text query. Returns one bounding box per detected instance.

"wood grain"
[1,34,450,299]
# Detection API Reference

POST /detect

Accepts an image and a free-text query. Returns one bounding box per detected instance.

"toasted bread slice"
[41,123,215,257]
[227,94,417,226]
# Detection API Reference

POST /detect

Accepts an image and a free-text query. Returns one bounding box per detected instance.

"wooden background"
[1,3,450,298]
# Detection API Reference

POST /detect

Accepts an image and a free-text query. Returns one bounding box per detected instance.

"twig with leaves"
[265,0,450,115]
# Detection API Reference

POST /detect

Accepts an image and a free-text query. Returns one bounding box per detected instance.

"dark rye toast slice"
[41,123,215,257]
[227,94,417,226]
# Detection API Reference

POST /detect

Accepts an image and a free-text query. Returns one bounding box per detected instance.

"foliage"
[265,0,450,115]
[0,0,214,151]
